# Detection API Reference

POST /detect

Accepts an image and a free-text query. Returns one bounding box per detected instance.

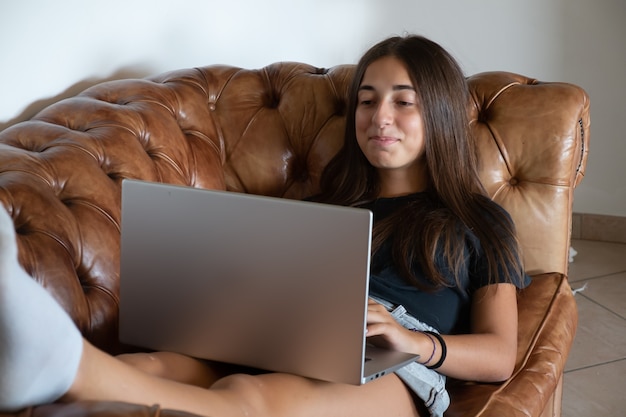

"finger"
[366,322,383,337]
[367,298,380,307]
[366,308,391,324]
[367,302,388,315]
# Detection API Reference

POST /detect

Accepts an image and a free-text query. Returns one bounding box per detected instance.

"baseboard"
[572,213,626,244]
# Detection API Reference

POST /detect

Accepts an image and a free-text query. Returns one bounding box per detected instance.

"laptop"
[118,179,419,385]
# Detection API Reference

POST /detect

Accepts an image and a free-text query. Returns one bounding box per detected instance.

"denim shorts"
[369,296,450,417]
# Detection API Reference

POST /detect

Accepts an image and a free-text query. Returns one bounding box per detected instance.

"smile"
[370,136,400,146]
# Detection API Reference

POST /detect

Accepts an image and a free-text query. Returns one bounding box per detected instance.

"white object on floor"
[569,246,578,263]
[572,282,588,296]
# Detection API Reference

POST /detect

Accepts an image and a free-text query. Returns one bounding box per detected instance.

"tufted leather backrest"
[468,71,590,275]
[0,63,589,352]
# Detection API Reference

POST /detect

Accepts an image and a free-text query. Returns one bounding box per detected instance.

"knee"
[211,373,270,415]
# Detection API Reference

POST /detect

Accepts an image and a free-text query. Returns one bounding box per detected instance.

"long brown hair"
[315,35,524,290]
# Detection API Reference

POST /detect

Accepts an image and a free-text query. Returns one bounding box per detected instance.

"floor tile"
[562,359,626,417]
[565,295,626,371]
[568,239,626,282]
[577,272,626,319]
[562,240,625,416]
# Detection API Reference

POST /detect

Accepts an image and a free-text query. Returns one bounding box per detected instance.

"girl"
[0,35,529,417]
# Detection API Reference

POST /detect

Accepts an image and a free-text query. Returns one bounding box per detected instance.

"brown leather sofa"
[0,62,590,417]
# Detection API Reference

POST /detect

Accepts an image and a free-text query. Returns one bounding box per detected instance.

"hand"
[366,299,421,354]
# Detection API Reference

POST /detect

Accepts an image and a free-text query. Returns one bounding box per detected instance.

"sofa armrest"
[446,273,578,416]
[0,401,203,417]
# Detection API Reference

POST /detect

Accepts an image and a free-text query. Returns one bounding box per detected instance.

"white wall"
[1,0,623,216]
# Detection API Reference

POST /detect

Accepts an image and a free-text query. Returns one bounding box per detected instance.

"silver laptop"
[119,179,418,385]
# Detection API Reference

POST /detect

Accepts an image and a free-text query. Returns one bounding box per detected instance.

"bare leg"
[116,351,225,388]
[1,206,425,416]
[63,341,424,417]
[210,371,425,417]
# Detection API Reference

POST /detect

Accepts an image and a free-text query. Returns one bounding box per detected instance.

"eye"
[357,87,377,107]
[357,95,376,106]
[394,90,418,108]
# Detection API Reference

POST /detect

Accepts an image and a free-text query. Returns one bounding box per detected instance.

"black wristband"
[424,331,447,370]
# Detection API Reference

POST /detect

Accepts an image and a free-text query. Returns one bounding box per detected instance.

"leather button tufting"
[209,103,216,111]
[509,177,519,186]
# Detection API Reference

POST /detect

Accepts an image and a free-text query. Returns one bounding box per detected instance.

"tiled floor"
[562,239,626,417]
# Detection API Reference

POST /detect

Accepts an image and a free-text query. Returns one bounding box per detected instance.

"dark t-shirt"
[360,193,531,335]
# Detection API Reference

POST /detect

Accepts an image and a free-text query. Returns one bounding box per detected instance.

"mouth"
[370,136,400,146]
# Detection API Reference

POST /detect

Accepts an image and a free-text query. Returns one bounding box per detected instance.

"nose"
[372,100,393,128]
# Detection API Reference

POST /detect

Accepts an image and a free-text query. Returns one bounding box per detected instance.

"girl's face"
[355,56,426,179]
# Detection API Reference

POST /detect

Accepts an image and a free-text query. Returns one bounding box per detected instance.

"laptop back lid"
[119,179,373,384]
